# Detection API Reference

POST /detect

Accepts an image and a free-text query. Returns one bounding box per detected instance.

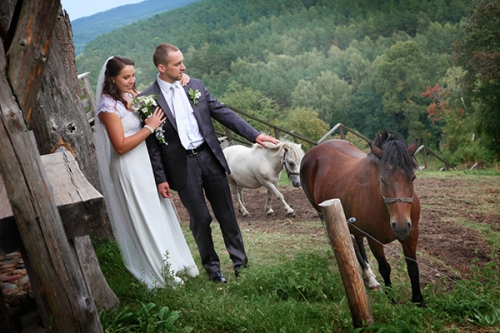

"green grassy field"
[94,170,500,333]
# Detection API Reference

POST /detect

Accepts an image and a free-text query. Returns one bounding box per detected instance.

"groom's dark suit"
[142,78,259,276]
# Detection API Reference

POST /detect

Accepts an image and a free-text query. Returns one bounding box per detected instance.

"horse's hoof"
[369,285,382,292]
[266,210,275,216]
[286,211,295,217]
[242,212,250,218]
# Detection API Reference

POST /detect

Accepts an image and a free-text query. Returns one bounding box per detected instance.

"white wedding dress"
[95,94,199,288]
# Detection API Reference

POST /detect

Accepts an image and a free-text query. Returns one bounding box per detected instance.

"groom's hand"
[255,134,279,148]
[158,182,172,198]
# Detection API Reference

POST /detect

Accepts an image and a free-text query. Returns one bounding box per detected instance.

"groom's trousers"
[176,146,248,275]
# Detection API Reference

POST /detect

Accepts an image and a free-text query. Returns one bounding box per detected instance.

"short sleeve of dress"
[97,94,129,119]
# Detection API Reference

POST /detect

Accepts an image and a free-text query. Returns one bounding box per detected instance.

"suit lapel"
[154,82,178,131]
[183,84,204,134]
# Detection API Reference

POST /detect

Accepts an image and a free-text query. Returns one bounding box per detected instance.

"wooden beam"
[0,151,106,254]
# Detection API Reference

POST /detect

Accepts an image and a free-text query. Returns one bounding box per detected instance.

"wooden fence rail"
[77,75,453,171]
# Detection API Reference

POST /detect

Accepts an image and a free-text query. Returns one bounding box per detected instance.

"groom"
[142,43,278,283]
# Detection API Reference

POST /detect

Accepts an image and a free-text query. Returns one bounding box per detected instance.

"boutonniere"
[188,88,201,106]
[131,94,167,145]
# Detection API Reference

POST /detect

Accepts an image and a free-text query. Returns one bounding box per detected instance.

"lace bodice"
[97,94,142,138]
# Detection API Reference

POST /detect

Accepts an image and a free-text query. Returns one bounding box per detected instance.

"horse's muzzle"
[391,220,412,240]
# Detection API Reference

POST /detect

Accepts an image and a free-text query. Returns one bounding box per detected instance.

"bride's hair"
[103,56,137,108]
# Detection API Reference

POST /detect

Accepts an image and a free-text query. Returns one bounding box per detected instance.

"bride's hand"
[145,107,165,130]
[180,73,190,86]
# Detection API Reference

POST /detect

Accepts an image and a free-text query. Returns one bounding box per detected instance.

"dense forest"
[70,0,200,55]
[76,0,500,165]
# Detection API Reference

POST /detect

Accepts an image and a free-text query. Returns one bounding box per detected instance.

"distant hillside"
[77,0,475,149]
[69,0,200,55]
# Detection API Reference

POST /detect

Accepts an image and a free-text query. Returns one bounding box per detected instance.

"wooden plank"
[0,151,105,254]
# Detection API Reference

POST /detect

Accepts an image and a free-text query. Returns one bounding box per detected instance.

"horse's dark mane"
[372,131,418,181]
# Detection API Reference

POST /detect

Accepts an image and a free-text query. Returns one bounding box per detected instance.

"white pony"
[223,140,305,217]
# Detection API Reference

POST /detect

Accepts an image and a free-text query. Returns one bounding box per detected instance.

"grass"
[94,170,500,333]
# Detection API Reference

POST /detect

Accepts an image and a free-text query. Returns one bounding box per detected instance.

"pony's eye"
[289,162,295,167]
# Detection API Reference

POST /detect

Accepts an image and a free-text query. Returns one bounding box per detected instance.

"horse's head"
[370,131,419,240]
[281,141,305,188]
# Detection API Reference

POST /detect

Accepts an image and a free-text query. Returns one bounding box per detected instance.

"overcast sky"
[61,0,143,20]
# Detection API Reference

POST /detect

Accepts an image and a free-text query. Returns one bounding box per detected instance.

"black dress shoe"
[234,264,249,278]
[209,271,227,283]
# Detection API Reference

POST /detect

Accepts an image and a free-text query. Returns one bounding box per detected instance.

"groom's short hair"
[153,44,179,67]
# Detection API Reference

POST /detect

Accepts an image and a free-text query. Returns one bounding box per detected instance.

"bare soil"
[172,176,500,287]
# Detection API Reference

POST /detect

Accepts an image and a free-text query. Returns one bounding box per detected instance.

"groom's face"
[159,50,185,83]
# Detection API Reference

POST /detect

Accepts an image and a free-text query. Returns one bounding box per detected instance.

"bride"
[94,56,199,288]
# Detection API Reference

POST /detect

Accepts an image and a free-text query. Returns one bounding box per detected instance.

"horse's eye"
[289,162,295,167]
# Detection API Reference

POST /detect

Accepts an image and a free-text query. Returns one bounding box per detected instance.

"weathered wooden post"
[319,198,374,329]
[0,0,103,331]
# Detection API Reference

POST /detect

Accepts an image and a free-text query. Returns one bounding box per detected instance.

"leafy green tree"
[372,41,432,142]
[284,107,329,150]
[348,81,398,140]
[291,71,352,127]
[452,0,500,160]
[422,67,493,164]
[220,82,280,133]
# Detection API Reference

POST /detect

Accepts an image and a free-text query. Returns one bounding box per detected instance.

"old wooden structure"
[0,0,118,332]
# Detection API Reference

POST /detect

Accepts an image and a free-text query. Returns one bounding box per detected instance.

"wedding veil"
[94,57,127,242]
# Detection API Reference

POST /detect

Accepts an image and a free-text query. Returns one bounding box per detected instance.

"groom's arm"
[145,134,168,185]
[193,80,260,142]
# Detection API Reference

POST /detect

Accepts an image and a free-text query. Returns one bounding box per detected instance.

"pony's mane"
[253,139,303,155]
[372,131,418,181]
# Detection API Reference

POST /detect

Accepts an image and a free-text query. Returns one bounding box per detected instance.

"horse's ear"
[284,145,289,152]
[369,142,384,160]
[407,139,419,157]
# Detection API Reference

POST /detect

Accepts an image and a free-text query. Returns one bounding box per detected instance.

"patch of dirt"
[172,177,499,287]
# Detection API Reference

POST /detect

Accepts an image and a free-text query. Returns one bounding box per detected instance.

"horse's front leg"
[367,239,394,301]
[352,236,381,291]
[402,236,427,308]
[263,182,294,217]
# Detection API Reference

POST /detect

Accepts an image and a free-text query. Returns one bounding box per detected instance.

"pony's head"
[281,141,305,187]
[369,131,419,240]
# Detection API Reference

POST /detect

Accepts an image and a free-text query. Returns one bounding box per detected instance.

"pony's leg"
[401,236,427,308]
[263,182,294,217]
[352,236,381,291]
[265,189,276,216]
[236,186,250,217]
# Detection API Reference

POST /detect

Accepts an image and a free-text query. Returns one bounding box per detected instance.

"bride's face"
[113,65,136,94]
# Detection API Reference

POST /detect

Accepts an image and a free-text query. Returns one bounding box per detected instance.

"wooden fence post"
[319,198,374,329]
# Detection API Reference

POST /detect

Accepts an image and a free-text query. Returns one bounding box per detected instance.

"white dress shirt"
[157,75,204,149]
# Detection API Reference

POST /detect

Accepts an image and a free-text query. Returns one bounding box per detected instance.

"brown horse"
[300,131,426,308]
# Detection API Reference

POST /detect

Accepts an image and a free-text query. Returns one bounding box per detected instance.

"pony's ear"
[284,145,290,152]
[407,139,419,157]
[369,142,384,160]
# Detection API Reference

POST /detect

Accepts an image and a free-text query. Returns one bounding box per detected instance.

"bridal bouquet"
[131,94,166,144]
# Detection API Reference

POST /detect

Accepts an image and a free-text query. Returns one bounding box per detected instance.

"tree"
[372,41,432,142]
[221,82,281,132]
[291,70,352,127]
[284,107,329,149]
[452,0,500,160]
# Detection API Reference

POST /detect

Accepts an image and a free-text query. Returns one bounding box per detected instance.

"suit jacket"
[141,78,260,191]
